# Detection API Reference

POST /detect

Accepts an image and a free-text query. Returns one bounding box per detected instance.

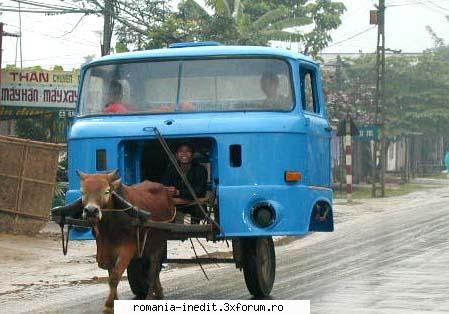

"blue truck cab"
[67,42,333,239]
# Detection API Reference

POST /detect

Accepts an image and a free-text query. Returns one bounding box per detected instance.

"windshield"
[79,58,293,115]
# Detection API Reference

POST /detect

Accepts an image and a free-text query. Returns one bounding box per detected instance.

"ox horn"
[107,169,120,182]
[76,170,88,180]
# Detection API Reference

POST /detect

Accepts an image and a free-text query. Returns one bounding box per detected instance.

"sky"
[321,0,449,54]
[0,0,448,70]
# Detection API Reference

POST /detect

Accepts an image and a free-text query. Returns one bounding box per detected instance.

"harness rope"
[110,190,176,258]
[60,224,71,256]
[57,182,177,256]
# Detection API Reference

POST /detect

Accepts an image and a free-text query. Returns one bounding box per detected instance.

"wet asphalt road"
[30,192,449,313]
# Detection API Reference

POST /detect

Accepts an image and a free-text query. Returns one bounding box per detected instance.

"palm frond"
[184,0,211,18]
[252,6,289,30]
[205,0,231,16]
[233,0,242,21]
[263,29,305,42]
[270,17,313,31]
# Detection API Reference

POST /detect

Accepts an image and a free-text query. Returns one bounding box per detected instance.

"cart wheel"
[127,257,150,299]
[240,236,276,297]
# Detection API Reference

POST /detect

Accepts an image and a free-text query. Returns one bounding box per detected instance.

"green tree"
[240,0,346,55]
[15,118,50,142]
[174,0,345,56]
[53,65,64,71]
[113,0,174,50]
[327,47,449,137]
[114,41,130,53]
[86,0,345,55]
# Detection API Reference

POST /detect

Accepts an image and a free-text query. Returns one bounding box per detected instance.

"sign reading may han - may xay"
[1,69,79,109]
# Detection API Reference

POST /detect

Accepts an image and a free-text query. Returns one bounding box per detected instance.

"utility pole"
[101,0,114,56]
[0,23,3,85]
[0,23,21,95]
[371,0,386,197]
[0,22,21,134]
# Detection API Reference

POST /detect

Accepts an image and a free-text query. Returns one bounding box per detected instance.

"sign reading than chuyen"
[1,69,80,109]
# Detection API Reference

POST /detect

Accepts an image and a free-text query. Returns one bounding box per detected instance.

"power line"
[2,0,100,14]
[0,7,92,14]
[326,26,377,49]
[389,0,449,5]
[58,14,88,38]
[407,0,449,15]
[427,0,449,13]
[4,23,99,47]
[9,0,98,13]
[2,53,90,63]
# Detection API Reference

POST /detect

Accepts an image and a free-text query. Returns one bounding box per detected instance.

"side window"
[302,70,319,114]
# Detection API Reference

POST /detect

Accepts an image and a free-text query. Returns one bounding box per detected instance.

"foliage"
[76,1,345,56]
[114,41,129,53]
[52,65,64,71]
[53,182,68,207]
[15,118,49,141]
[325,47,449,137]
[113,0,175,50]
[172,0,346,56]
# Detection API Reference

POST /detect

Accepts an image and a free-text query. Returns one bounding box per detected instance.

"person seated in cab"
[161,142,208,224]
[103,80,129,113]
[260,71,291,108]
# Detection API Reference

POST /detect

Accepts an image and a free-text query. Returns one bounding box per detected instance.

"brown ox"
[77,170,175,312]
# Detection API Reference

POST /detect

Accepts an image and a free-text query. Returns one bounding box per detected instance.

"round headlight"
[252,202,276,228]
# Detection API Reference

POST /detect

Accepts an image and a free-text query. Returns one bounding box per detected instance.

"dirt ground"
[1,178,448,312]
[0,213,249,310]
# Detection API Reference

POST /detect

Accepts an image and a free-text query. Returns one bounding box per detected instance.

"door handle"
[324,126,332,132]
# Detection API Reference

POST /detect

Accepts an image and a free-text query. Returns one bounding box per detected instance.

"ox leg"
[145,249,164,300]
[154,272,164,299]
[154,240,166,299]
[104,251,134,311]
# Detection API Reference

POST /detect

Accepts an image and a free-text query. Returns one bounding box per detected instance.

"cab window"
[302,69,319,114]
[79,58,294,115]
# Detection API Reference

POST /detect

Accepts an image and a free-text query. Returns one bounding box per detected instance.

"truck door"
[300,63,332,187]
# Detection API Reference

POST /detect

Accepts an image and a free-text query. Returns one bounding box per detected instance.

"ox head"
[77,169,121,223]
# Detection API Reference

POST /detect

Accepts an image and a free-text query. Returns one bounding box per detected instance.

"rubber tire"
[127,257,150,299]
[240,236,276,298]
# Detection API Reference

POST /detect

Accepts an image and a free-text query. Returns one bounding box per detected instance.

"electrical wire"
[3,54,91,63]
[58,14,88,38]
[326,26,377,49]
[407,0,449,15]
[0,7,79,14]
[427,0,449,13]
[389,0,449,6]
[4,0,99,14]
[9,0,90,11]
[4,23,99,47]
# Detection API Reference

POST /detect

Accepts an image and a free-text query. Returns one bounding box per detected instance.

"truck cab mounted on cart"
[65,42,333,297]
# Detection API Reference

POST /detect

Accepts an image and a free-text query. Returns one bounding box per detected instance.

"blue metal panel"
[215,133,306,186]
[68,138,123,189]
[218,185,332,237]
[69,113,308,140]
[169,41,223,48]
[85,46,316,69]
[304,113,332,187]
[67,117,332,237]
[65,190,95,240]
